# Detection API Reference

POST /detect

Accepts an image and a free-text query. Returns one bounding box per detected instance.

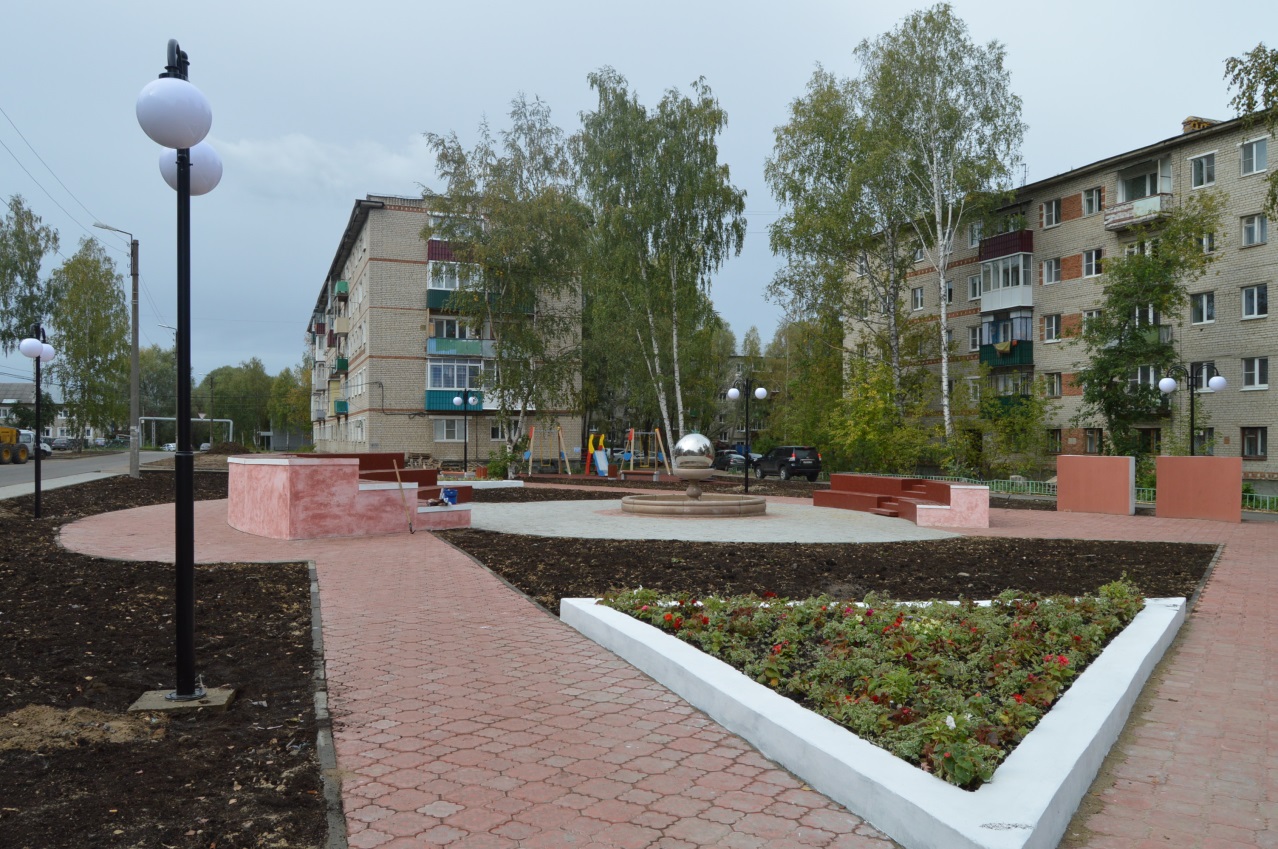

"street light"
[727,378,767,495]
[93,223,140,479]
[137,39,222,702]
[19,328,56,518]
[452,385,480,473]
[1158,364,1226,456]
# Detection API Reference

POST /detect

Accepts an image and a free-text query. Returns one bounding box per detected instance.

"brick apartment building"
[852,115,1277,484]
[308,194,582,465]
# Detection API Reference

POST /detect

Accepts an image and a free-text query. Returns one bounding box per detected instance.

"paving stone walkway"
[58,494,1278,848]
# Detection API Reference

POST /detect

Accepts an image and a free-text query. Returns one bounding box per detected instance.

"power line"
[0,104,101,225]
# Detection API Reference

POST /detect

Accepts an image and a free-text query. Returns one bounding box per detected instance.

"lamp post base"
[129,686,235,714]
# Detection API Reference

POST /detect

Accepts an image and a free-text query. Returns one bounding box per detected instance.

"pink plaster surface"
[413,506,473,530]
[1056,455,1135,515]
[228,456,427,539]
[816,474,987,527]
[915,485,989,528]
[1155,455,1243,523]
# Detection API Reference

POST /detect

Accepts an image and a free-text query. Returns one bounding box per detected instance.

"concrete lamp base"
[128,686,237,715]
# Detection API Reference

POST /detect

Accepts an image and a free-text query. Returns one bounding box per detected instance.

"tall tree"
[854,3,1025,440]
[759,317,844,453]
[138,343,176,444]
[1226,42,1278,213]
[424,94,589,457]
[1073,193,1223,455]
[766,67,918,409]
[47,238,129,440]
[0,195,61,353]
[577,67,747,441]
[198,359,273,447]
[268,362,312,447]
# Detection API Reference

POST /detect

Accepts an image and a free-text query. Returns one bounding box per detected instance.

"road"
[0,449,169,488]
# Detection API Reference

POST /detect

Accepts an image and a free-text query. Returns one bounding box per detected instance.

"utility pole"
[95,223,141,477]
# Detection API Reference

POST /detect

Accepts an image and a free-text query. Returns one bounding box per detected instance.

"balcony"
[332,357,348,375]
[312,407,326,422]
[326,331,337,348]
[978,229,1033,261]
[332,399,348,416]
[1139,325,1173,345]
[424,389,485,412]
[979,340,1034,368]
[332,315,350,336]
[1104,194,1171,231]
[427,288,456,310]
[334,280,349,300]
[426,337,495,356]
[313,321,325,334]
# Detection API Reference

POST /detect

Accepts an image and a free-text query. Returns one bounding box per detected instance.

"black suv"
[754,446,822,481]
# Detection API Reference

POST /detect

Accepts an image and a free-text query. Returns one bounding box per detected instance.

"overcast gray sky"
[1,0,1272,388]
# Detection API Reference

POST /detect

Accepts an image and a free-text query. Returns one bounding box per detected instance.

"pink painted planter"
[1155,456,1242,523]
[227,455,468,539]
[1056,455,1135,516]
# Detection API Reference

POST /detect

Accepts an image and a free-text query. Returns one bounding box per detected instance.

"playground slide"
[593,450,609,477]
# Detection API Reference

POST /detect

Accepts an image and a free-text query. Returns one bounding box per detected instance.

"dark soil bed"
[0,473,1216,848]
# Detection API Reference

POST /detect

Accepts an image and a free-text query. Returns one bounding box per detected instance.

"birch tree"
[577,68,746,441]
[0,195,61,353]
[1226,42,1278,214]
[855,3,1025,440]
[424,94,589,457]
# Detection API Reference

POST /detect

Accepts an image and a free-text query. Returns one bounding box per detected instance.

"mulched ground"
[0,471,1217,848]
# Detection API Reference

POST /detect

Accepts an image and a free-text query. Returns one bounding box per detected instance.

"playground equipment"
[621,428,673,475]
[525,425,576,475]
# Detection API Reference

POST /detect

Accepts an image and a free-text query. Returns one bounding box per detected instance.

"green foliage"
[0,195,61,354]
[198,359,273,447]
[826,357,936,474]
[268,362,312,440]
[757,317,845,463]
[48,238,129,439]
[1226,42,1278,214]
[577,68,746,441]
[425,94,589,451]
[1073,193,1224,455]
[603,578,1145,790]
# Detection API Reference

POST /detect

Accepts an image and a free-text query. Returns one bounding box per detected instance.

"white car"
[162,442,177,451]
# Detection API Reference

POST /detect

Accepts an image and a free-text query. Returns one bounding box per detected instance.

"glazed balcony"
[334,280,349,301]
[426,337,496,356]
[332,357,349,375]
[332,316,350,337]
[332,399,348,416]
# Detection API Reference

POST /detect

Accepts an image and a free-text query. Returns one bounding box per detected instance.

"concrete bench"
[813,474,988,528]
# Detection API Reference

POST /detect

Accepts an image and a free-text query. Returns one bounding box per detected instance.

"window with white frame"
[967,274,981,301]
[1199,232,1216,254]
[968,221,983,247]
[1085,428,1103,454]
[1083,187,1102,216]
[855,254,869,276]
[1242,213,1268,246]
[1083,249,1103,277]
[1130,365,1160,389]
[1243,283,1269,318]
[1043,314,1062,342]
[1243,356,1269,389]
[427,358,484,390]
[1043,198,1061,227]
[1191,292,1215,324]
[1083,308,1102,330]
[911,287,924,310]
[980,253,1031,293]
[1119,159,1168,202]
[1242,138,1268,176]
[968,326,980,352]
[428,261,463,290]
[946,280,954,304]
[1044,372,1063,397]
[434,418,463,441]
[966,376,981,403]
[1047,429,1062,454]
[1042,257,1061,284]
[1194,427,1215,456]
[1190,152,1216,188]
[1242,427,1268,459]
[1187,361,1215,390]
[913,245,925,263]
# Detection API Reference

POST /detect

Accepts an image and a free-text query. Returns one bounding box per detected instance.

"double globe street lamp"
[727,379,767,495]
[452,389,480,473]
[136,39,222,702]
[1158,364,1226,456]
[19,328,56,519]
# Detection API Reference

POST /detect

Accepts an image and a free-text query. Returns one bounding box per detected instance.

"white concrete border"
[562,596,1185,849]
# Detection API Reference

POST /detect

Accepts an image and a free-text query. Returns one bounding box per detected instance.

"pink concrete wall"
[1057,455,1134,515]
[915,486,989,528]
[1155,456,1243,523]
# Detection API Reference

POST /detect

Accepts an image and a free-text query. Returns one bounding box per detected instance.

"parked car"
[51,436,73,451]
[712,452,744,471]
[162,442,177,452]
[199,442,211,451]
[754,446,822,482]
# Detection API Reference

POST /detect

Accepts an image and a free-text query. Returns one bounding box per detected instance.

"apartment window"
[1085,428,1103,454]
[1190,361,1218,390]
[428,261,462,290]
[968,326,981,352]
[1190,152,1216,188]
[1243,283,1269,318]
[490,421,511,441]
[946,280,954,304]
[1120,163,1161,201]
[1083,309,1102,330]
[855,254,869,276]
[1082,187,1102,216]
[1042,258,1061,284]
[1243,357,1269,389]
[1083,249,1103,277]
[912,287,924,310]
[428,358,484,390]
[1242,138,1268,175]
[1191,292,1215,324]
[434,418,462,441]
[980,254,1032,292]
[967,274,981,301]
[1242,214,1268,246]
[433,318,475,339]
[1043,314,1062,342]
[913,245,925,263]
[1137,428,1162,455]
[1194,427,1215,456]
[1043,198,1061,228]
[1047,429,1062,454]
[1044,372,1063,397]
[1130,365,1160,389]
[968,221,983,247]
[1242,427,1268,459]
[967,377,982,403]
[1199,232,1216,254]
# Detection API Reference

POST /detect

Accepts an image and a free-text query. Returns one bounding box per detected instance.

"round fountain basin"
[621,493,767,517]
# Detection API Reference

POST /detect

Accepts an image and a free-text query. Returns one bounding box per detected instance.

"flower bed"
[601,580,1144,789]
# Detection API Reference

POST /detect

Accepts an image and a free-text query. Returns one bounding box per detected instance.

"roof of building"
[0,382,36,405]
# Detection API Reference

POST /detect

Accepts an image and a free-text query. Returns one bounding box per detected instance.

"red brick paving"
[59,497,1278,847]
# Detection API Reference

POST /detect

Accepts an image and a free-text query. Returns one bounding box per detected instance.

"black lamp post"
[1159,364,1226,456]
[452,375,480,473]
[727,377,767,494]
[19,327,56,518]
[137,39,222,702]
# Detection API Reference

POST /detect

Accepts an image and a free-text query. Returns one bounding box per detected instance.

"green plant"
[602,578,1145,790]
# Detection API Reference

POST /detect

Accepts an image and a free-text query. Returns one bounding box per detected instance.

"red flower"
[944,752,952,759]
[1013,694,1024,704]
[663,613,672,622]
